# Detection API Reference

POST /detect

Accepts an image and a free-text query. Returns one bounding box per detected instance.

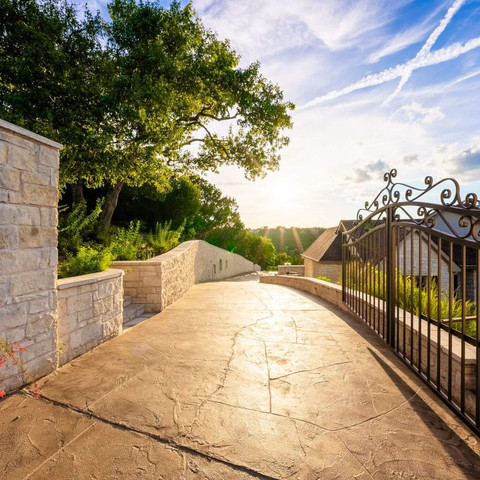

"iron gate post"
[386,206,396,347]
[342,233,346,302]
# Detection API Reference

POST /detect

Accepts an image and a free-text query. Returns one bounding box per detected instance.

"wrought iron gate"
[342,169,480,434]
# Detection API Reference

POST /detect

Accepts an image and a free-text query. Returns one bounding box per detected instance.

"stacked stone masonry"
[0,120,61,393]
[113,240,260,312]
[277,264,305,276]
[57,270,124,366]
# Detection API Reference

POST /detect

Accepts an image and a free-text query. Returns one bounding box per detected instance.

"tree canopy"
[0,0,294,232]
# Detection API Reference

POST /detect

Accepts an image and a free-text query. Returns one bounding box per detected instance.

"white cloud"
[193,0,407,62]
[300,34,480,109]
[396,102,445,124]
[384,0,465,104]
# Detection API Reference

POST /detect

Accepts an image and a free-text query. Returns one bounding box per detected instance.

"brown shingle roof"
[302,226,342,262]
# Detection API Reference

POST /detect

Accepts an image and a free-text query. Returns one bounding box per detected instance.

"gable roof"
[302,226,342,262]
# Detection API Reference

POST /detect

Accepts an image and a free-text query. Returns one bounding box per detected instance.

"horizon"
[88,0,480,229]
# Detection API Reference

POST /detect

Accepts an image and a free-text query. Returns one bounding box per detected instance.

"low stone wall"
[260,274,347,312]
[277,265,305,276]
[114,240,259,312]
[57,270,124,366]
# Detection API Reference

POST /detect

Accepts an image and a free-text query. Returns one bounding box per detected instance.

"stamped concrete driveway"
[2,274,480,479]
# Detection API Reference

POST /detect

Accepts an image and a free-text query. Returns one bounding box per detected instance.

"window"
[219,259,223,271]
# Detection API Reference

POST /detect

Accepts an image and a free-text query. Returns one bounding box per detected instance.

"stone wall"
[277,265,305,276]
[57,270,123,366]
[0,119,61,392]
[113,240,260,312]
[304,258,342,283]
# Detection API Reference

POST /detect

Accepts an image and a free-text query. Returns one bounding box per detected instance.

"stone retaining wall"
[277,265,305,276]
[114,240,260,312]
[0,120,61,393]
[57,270,123,366]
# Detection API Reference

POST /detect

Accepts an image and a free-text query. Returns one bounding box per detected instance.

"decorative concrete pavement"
[2,274,480,479]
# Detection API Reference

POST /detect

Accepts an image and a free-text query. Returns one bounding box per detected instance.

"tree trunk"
[98,181,124,236]
[71,180,84,205]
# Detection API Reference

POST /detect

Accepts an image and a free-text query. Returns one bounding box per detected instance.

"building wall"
[304,258,342,283]
[394,231,458,293]
[57,270,123,366]
[277,265,305,276]
[113,240,260,312]
[0,120,61,393]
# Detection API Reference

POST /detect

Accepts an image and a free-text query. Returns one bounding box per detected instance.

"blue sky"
[87,0,480,228]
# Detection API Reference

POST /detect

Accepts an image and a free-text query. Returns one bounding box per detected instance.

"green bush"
[58,247,112,278]
[58,199,103,257]
[145,220,184,256]
[109,221,146,260]
[317,276,331,282]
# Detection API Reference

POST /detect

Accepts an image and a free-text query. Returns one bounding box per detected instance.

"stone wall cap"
[57,268,123,289]
[113,240,254,266]
[275,274,342,291]
[0,119,63,150]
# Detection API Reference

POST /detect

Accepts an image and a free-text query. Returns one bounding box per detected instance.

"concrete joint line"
[21,391,278,480]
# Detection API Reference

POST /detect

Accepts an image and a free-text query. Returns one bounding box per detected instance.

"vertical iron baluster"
[362,241,365,322]
[448,241,453,403]
[356,242,359,316]
[437,237,442,391]
[403,227,407,358]
[367,235,373,326]
[375,229,378,333]
[476,250,480,428]
[418,231,423,375]
[348,245,351,309]
[427,232,432,382]
[396,226,400,352]
[410,227,414,364]
[461,245,466,413]
[384,225,387,339]
[342,235,346,303]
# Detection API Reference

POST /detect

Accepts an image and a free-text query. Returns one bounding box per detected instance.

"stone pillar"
[0,119,61,393]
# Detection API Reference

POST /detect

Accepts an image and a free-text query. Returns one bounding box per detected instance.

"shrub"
[347,264,477,337]
[145,220,184,256]
[317,276,331,282]
[109,221,145,260]
[58,247,112,278]
[58,198,103,257]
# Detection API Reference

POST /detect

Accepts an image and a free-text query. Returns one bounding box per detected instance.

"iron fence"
[342,169,480,434]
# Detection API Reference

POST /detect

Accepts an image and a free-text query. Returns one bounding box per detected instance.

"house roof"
[302,226,341,262]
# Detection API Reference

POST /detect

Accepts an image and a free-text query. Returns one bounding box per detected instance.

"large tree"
[0,0,294,232]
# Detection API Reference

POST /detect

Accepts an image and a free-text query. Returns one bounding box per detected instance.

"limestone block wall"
[277,265,305,276]
[57,270,123,366]
[0,119,61,392]
[304,258,342,283]
[113,240,260,312]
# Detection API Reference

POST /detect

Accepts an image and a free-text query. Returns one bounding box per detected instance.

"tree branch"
[182,108,239,124]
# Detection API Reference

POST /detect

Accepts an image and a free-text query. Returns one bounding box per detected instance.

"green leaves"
[1,0,293,229]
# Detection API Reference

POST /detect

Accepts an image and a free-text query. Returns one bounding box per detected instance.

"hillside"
[249,226,325,257]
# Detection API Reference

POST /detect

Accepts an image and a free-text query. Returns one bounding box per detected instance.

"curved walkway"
[2,275,480,479]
